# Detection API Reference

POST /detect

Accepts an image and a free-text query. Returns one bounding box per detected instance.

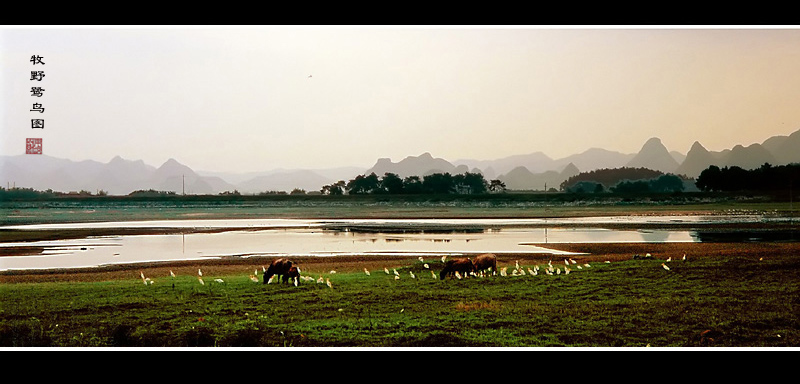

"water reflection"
[1,216,797,271]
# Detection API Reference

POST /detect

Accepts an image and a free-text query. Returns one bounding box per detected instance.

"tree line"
[695,163,800,192]
[320,172,507,195]
[560,167,687,194]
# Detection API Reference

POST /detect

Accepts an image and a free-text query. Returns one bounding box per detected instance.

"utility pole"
[182,174,185,196]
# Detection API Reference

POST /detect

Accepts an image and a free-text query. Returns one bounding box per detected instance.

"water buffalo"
[439,257,475,280]
[473,253,497,276]
[263,258,294,284]
[285,266,301,286]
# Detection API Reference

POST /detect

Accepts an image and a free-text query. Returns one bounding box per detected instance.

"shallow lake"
[1,215,796,271]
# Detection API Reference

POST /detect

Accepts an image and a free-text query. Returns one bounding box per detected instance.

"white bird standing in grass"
[385,267,390,274]
[431,270,437,279]
[249,275,259,283]
[214,278,224,284]
[441,255,447,263]
[424,263,430,269]
[198,269,203,277]
[317,276,324,284]
[409,271,416,279]
[326,278,332,289]
[455,271,462,280]
[666,257,672,262]
[393,269,400,276]
[564,259,569,266]
[364,268,371,276]
[662,263,670,271]
[683,254,687,261]
[419,256,424,263]
[198,276,205,285]
[395,275,400,280]
[170,270,176,278]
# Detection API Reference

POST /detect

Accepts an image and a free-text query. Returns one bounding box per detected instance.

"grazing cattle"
[285,266,301,286]
[473,253,497,276]
[263,258,294,284]
[439,257,475,280]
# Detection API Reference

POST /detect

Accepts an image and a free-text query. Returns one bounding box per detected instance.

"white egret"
[364,268,371,276]
[662,263,670,271]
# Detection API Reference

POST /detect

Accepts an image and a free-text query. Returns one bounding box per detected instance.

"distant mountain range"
[2,129,798,195]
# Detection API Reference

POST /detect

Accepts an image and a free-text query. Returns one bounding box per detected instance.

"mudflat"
[3,241,797,284]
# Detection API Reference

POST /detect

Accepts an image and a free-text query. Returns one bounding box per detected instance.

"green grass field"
[2,254,797,348]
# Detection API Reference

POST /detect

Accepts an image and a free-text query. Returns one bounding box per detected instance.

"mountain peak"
[626,137,679,173]
[641,137,666,150]
[690,141,706,150]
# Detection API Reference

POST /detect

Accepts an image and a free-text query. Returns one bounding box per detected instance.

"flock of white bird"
[138,252,685,288]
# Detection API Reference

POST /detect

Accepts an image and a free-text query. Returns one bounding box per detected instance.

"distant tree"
[649,174,685,193]
[422,173,454,194]
[321,180,346,195]
[346,173,380,194]
[452,172,488,194]
[610,180,651,194]
[380,173,405,194]
[402,175,424,194]
[290,188,306,195]
[696,165,722,192]
[566,181,604,193]
[489,179,507,193]
[561,167,664,191]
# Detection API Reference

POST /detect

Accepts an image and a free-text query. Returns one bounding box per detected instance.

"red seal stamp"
[26,138,42,154]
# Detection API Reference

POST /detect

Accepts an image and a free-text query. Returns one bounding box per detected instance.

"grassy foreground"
[2,245,798,348]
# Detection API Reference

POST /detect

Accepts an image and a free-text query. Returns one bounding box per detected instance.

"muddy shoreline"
[3,241,798,284]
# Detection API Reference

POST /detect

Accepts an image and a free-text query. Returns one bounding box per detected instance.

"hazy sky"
[3,26,800,173]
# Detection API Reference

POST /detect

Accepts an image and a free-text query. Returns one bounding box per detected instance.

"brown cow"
[439,257,475,280]
[473,253,497,276]
[263,258,294,284]
[285,266,301,286]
